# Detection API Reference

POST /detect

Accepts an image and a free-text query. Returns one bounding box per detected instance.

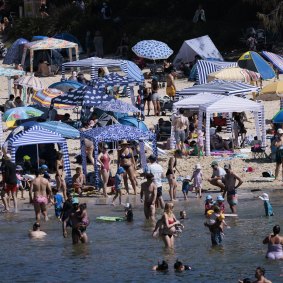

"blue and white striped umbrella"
[95,100,140,113]
[39,121,80,139]
[132,40,173,60]
[51,84,115,107]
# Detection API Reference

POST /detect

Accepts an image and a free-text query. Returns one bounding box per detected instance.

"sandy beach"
[0,62,281,198]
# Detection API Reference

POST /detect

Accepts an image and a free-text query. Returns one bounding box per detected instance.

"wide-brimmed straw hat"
[120,140,129,146]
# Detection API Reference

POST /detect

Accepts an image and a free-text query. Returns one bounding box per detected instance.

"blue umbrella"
[118,116,148,131]
[39,121,80,139]
[51,84,115,107]
[273,109,283,123]
[49,81,84,92]
[132,40,173,60]
[3,38,29,65]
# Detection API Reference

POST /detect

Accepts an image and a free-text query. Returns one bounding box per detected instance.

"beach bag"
[107,171,115,187]
[262,171,273,178]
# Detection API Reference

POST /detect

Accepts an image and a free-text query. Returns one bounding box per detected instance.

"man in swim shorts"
[207,161,226,192]
[222,164,243,214]
[30,169,51,221]
[140,173,157,221]
[146,154,165,209]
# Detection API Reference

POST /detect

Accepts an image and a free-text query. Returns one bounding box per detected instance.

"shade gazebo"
[21,38,79,73]
[80,124,157,187]
[198,96,265,156]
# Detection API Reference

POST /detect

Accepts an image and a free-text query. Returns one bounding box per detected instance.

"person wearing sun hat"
[191,163,203,198]
[204,195,214,215]
[207,161,226,192]
[259,193,274,216]
[223,164,243,214]
[118,140,137,195]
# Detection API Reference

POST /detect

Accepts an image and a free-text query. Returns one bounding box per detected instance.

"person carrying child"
[191,163,203,198]
[112,167,125,206]
[182,175,192,200]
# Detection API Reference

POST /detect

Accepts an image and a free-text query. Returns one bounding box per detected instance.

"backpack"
[105,6,111,17]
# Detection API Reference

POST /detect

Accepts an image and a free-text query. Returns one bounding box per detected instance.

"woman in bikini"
[98,144,111,198]
[161,202,180,249]
[55,151,67,200]
[118,140,137,195]
[166,150,182,201]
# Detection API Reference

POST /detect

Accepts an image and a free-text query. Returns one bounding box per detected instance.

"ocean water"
[0,190,283,283]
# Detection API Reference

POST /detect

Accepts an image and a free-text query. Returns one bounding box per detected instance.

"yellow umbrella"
[207,67,260,84]
[261,81,283,96]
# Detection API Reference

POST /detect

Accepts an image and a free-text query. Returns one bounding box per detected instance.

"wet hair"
[273,225,280,235]
[174,260,183,270]
[33,222,40,231]
[243,279,252,283]
[213,206,220,213]
[79,203,87,210]
[145,173,154,180]
[256,267,265,276]
[180,210,186,219]
[157,260,168,271]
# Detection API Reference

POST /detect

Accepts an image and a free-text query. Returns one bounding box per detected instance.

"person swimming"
[152,260,168,271]
[174,260,191,272]
[29,222,47,239]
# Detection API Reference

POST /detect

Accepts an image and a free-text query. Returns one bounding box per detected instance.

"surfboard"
[224,214,238,217]
[96,216,125,222]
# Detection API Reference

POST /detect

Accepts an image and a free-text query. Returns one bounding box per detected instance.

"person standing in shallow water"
[263,225,283,260]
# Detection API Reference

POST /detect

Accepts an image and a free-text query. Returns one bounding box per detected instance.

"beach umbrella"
[0,67,26,95]
[51,84,115,107]
[258,81,283,101]
[272,109,283,123]
[14,74,44,90]
[98,72,137,87]
[39,121,80,139]
[3,107,43,127]
[32,88,74,109]
[49,81,84,92]
[3,38,29,65]
[95,100,140,114]
[132,40,173,60]
[207,67,260,84]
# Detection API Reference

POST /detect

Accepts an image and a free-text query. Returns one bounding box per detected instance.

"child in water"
[124,203,133,222]
[182,175,192,200]
[76,203,90,239]
[205,206,228,233]
[204,195,214,215]
[191,163,203,198]
[112,167,125,206]
[52,188,63,219]
[259,193,274,216]
[216,195,225,213]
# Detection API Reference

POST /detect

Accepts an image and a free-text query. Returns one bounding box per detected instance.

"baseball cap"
[217,195,224,202]
[23,155,31,161]
[41,164,48,170]
[16,165,23,171]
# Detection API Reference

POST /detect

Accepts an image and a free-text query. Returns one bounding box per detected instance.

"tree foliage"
[243,0,283,32]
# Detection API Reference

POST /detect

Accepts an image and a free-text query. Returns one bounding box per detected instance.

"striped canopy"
[15,75,44,90]
[178,80,259,97]
[51,84,115,107]
[39,121,79,139]
[262,51,283,73]
[32,88,74,109]
[95,100,140,113]
[7,126,72,183]
[132,40,173,60]
[61,57,144,82]
[195,60,238,84]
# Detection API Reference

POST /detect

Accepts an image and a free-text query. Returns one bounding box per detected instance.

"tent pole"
[36,144,39,169]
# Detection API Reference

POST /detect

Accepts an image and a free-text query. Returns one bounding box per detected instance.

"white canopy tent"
[173,92,224,110]
[198,96,265,156]
[173,35,223,67]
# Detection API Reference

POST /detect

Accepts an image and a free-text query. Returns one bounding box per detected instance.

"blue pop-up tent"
[238,51,275,80]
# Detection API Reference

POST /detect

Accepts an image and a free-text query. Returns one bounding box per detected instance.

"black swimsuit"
[166,157,177,176]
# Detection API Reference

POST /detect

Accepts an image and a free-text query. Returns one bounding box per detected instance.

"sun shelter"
[207,67,260,84]
[262,51,283,73]
[173,92,224,110]
[21,38,79,73]
[238,51,275,80]
[80,124,157,187]
[3,38,29,65]
[195,60,237,84]
[173,35,223,67]
[7,126,72,183]
[198,96,265,156]
[178,80,260,97]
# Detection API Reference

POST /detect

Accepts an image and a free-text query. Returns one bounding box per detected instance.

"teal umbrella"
[39,121,80,139]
